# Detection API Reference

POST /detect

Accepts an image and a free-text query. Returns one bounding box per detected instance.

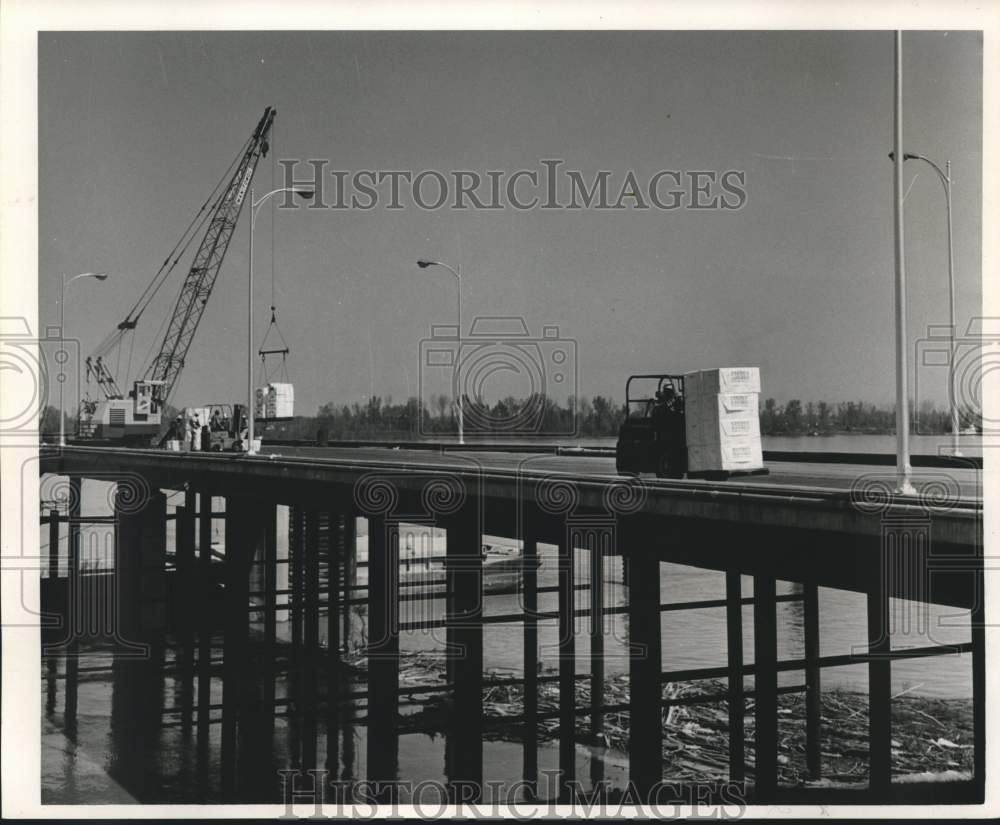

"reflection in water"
[39,540,971,804]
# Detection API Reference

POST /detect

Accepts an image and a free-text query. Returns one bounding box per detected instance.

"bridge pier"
[220,495,259,797]
[114,486,167,647]
[752,572,779,800]
[445,502,484,798]
[626,518,663,800]
[557,536,576,801]
[521,533,539,796]
[366,512,400,798]
[725,569,746,783]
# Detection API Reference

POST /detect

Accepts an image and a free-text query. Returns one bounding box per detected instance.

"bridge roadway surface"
[257,443,983,501]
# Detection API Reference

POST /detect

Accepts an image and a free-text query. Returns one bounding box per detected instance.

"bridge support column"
[445,503,484,798]
[972,545,985,798]
[752,573,778,801]
[48,508,59,580]
[275,505,289,622]
[290,508,304,652]
[725,570,745,783]
[326,508,346,773]
[176,491,197,731]
[588,532,606,789]
[67,476,83,643]
[197,492,213,765]
[557,536,575,801]
[522,534,539,796]
[868,535,896,795]
[220,495,263,798]
[367,513,399,799]
[342,514,360,651]
[804,581,822,780]
[176,491,196,628]
[627,519,662,801]
[753,573,778,802]
[302,509,321,774]
[114,486,167,647]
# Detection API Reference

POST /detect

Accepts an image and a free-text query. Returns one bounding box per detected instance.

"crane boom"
[145,106,276,406]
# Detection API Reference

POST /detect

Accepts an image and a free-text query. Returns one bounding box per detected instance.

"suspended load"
[255,382,294,419]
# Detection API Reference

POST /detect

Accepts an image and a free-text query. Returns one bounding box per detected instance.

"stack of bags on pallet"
[683,367,763,474]
[254,382,295,419]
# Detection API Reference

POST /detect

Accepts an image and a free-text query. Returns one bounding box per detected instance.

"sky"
[39,30,983,415]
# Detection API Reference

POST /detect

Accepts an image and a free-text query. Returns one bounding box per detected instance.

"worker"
[190,414,201,451]
[166,415,183,444]
[210,408,222,431]
[201,424,211,452]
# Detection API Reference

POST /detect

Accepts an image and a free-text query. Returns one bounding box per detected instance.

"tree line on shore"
[262,394,982,440]
[39,394,980,440]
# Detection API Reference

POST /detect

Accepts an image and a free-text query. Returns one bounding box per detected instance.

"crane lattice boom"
[145,106,276,405]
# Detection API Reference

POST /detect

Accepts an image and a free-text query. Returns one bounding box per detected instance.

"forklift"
[203,403,249,452]
[615,374,689,478]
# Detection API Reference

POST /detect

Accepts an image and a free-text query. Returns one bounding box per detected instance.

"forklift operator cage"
[624,374,686,419]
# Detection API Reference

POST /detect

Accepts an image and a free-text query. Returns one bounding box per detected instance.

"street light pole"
[416,259,464,444]
[59,272,108,446]
[891,31,916,495]
[247,186,313,456]
[888,151,962,456]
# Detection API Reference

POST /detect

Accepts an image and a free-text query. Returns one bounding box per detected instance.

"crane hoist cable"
[257,120,294,388]
[257,305,291,385]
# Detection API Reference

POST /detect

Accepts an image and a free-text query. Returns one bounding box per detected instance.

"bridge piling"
[445,502,485,797]
[752,572,779,800]
[803,581,822,780]
[366,513,400,799]
[725,569,746,783]
[302,509,321,774]
[867,557,892,793]
[220,496,257,797]
[557,537,576,802]
[627,522,663,800]
[114,486,167,646]
[589,535,606,789]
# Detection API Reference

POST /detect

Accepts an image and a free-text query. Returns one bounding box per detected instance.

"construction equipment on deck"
[77,107,277,444]
[615,374,689,478]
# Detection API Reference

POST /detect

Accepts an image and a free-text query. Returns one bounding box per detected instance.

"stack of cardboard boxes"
[255,382,295,419]
[683,367,763,474]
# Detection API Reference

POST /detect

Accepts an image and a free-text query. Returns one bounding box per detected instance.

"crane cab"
[78,379,164,444]
[615,374,688,479]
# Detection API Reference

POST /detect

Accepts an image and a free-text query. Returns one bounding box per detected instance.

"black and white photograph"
[1,0,996,818]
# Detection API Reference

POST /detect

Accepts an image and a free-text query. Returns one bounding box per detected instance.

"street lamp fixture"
[889,150,962,456]
[415,258,464,444]
[246,186,314,456]
[59,272,109,446]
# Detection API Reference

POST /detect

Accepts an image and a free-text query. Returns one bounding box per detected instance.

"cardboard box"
[687,438,764,473]
[685,393,760,444]
[689,415,760,442]
[684,367,761,395]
